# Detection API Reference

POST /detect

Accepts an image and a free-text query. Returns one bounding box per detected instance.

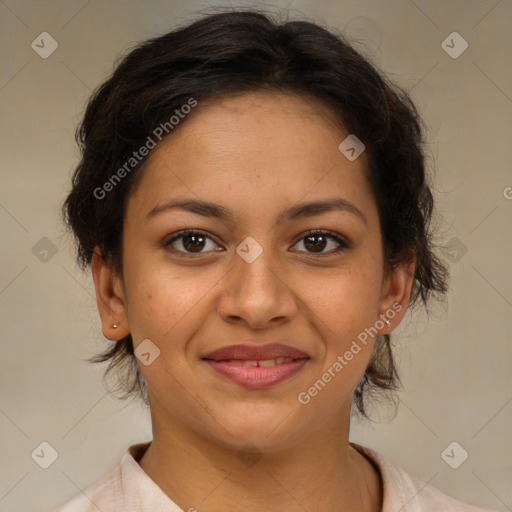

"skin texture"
[92,91,415,512]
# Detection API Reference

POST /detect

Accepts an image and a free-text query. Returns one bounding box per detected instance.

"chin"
[201,404,306,452]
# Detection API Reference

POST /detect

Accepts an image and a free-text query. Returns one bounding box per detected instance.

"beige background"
[0,1,511,511]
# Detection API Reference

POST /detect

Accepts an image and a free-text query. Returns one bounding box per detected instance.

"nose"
[216,240,299,329]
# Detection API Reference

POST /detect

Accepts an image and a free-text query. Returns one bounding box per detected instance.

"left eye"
[291,230,349,255]
[164,229,349,256]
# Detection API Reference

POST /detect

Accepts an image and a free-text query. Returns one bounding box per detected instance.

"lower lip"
[204,359,309,388]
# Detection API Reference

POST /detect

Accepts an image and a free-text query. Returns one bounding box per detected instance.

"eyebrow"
[146,197,368,226]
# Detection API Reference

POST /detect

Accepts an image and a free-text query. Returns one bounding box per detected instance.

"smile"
[203,358,309,388]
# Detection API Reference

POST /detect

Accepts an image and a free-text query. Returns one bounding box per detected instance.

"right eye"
[164,229,223,256]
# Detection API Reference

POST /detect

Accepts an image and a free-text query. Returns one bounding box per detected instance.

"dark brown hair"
[62,8,449,420]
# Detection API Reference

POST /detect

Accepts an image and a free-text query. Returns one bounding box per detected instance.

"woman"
[56,9,495,512]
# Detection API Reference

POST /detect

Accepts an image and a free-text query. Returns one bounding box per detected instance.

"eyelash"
[163,229,350,257]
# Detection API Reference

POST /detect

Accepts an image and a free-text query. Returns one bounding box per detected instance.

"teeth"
[227,357,295,367]
[241,360,258,367]
[258,359,276,367]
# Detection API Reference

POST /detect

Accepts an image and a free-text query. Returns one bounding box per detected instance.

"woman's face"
[94,91,414,451]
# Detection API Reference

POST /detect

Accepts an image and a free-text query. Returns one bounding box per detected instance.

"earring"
[384,319,391,327]
[112,324,118,328]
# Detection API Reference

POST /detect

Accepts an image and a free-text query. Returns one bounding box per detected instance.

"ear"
[91,246,129,340]
[378,251,416,334]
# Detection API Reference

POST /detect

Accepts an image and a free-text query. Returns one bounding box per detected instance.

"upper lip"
[202,343,310,361]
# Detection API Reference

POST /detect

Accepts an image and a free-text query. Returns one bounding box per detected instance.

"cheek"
[306,265,382,375]
[124,267,206,341]
[305,263,381,327]
[125,274,201,393]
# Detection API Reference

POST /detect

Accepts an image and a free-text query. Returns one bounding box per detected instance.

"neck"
[138,401,382,512]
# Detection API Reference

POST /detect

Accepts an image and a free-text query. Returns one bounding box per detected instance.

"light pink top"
[54,442,496,511]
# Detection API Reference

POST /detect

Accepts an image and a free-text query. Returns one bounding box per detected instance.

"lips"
[202,343,310,362]
[202,343,310,388]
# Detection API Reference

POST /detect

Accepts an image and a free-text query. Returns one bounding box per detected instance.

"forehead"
[141,91,356,176]
[172,91,345,152]
[126,91,375,225]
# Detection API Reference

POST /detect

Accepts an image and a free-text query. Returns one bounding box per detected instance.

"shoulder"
[52,442,152,512]
[350,443,498,512]
[52,441,183,512]
[52,464,122,512]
